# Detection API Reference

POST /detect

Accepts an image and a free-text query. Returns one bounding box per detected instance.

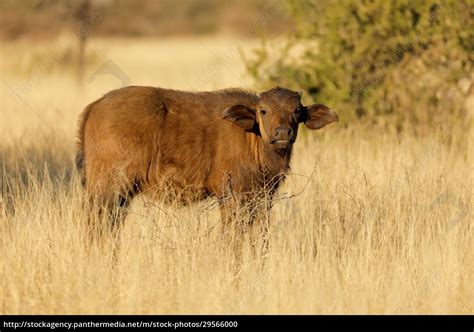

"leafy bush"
[243,0,473,127]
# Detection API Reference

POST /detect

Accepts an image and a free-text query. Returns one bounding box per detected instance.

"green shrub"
[243,0,473,127]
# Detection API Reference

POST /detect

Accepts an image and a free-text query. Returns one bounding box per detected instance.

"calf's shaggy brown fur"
[76,86,337,248]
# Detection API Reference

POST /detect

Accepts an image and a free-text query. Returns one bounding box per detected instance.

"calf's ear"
[302,104,338,130]
[222,104,256,131]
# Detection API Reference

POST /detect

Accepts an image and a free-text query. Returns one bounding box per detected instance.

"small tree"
[74,0,91,83]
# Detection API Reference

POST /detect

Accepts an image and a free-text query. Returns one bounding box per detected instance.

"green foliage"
[244,0,473,125]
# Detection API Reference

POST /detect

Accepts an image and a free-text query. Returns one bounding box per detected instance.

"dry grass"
[0,37,473,314]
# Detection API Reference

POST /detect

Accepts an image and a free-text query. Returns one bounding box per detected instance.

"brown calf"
[76,86,337,248]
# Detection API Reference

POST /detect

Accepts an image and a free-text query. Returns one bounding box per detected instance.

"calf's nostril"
[275,127,293,138]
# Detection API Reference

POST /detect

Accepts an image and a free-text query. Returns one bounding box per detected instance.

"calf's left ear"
[302,104,338,130]
[222,104,256,131]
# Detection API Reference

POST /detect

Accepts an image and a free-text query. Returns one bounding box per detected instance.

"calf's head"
[223,87,338,150]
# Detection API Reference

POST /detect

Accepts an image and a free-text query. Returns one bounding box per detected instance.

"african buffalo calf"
[76,86,337,249]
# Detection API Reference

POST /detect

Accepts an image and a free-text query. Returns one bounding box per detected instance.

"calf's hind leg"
[85,171,139,240]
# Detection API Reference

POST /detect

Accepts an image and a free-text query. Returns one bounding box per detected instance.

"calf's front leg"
[248,196,273,258]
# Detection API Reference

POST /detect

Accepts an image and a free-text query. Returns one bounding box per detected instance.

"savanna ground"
[0,36,473,314]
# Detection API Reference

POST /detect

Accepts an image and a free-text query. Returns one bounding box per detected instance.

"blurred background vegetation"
[244,0,473,131]
[1,0,472,131]
[0,0,291,38]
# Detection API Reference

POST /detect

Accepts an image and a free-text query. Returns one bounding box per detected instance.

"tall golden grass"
[0,37,472,314]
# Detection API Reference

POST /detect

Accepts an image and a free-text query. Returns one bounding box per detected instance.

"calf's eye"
[260,110,267,115]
